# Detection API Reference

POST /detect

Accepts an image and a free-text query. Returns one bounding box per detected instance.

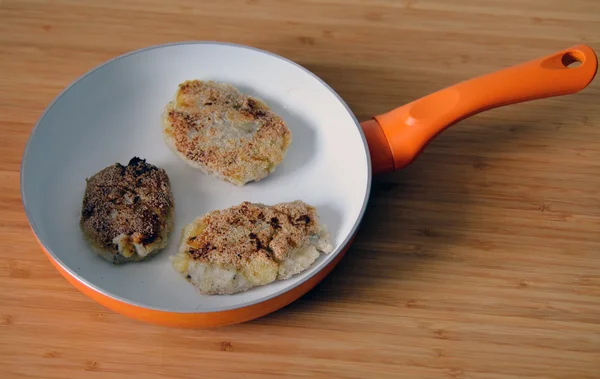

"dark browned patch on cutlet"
[80,157,174,254]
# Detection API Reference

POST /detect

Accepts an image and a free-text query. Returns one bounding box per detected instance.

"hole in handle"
[562,51,584,68]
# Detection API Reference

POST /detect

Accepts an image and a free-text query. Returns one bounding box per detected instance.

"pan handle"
[361,44,598,174]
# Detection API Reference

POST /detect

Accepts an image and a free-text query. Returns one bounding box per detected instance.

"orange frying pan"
[21,43,597,328]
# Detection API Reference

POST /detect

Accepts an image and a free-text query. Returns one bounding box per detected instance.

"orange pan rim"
[20,41,373,316]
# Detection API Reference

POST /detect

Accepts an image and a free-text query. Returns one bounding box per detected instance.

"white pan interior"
[21,42,371,313]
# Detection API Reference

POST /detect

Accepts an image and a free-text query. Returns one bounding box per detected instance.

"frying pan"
[20,42,598,328]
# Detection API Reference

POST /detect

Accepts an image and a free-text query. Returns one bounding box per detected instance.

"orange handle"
[362,45,598,174]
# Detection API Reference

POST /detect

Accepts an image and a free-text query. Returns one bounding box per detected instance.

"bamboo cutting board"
[1,1,599,378]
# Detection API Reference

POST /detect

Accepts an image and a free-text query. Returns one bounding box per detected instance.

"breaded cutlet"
[171,200,333,295]
[162,80,292,186]
[80,157,175,264]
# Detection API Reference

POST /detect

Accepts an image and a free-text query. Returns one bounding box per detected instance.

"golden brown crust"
[80,157,175,263]
[184,201,319,268]
[162,80,292,186]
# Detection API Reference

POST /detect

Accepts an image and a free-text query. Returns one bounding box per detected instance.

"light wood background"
[1,1,599,378]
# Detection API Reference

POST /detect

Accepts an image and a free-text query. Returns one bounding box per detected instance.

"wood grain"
[1,0,600,378]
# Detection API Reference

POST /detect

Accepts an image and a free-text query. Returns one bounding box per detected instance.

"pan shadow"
[224,81,318,180]
[250,62,585,324]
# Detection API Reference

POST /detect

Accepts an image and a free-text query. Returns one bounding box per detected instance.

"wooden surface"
[1,1,600,378]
